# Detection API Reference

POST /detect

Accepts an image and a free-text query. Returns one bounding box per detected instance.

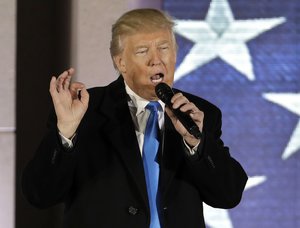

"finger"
[49,76,58,96]
[56,72,68,92]
[63,75,72,91]
[179,102,198,113]
[171,93,189,109]
[70,82,85,91]
[49,77,63,107]
[80,87,89,104]
[57,68,75,91]
[61,69,73,91]
[165,107,189,135]
[165,106,176,119]
[190,110,204,121]
[70,82,85,98]
[180,103,203,121]
[67,67,75,76]
[170,92,184,103]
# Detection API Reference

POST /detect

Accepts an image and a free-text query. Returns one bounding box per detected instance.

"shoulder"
[86,87,106,107]
[86,76,125,107]
[173,88,221,116]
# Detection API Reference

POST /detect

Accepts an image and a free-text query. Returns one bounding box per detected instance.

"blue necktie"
[143,101,161,228]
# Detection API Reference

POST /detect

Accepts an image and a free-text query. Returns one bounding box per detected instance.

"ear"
[113,55,126,74]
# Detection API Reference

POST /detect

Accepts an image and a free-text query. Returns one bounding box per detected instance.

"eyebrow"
[134,40,170,49]
[156,40,171,47]
[134,45,148,50]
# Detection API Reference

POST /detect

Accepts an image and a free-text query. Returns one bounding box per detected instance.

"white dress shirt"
[125,83,165,155]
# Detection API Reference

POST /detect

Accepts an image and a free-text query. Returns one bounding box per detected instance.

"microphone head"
[155,82,174,106]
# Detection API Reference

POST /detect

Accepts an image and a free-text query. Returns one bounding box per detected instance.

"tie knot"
[146,101,161,113]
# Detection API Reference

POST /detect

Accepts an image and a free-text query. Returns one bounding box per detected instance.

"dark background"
[16,1,71,227]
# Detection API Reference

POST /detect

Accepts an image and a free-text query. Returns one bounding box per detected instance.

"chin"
[142,90,158,101]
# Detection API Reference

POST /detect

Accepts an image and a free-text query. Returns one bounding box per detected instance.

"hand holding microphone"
[155,83,203,146]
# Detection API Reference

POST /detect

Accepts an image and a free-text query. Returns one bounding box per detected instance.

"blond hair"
[110,8,176,60]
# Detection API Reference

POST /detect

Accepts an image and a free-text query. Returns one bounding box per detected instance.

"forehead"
[123,30,174,49]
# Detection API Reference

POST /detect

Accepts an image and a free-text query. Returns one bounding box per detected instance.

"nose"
[149,49,162,66]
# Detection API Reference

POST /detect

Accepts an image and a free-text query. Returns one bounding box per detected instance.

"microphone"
[155,82,202,139]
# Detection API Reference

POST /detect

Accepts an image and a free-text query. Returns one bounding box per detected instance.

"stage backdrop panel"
[0,0,15,228]
[163,0,300,227]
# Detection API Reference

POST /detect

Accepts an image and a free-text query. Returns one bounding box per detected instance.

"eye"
[159,45,169,51]
[136,48,148,55]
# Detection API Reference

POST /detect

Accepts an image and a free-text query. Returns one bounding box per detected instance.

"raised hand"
[165,93,204,147]
[49,68,89,138]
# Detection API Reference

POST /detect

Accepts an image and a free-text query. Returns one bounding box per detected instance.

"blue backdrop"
[163,0,300,227]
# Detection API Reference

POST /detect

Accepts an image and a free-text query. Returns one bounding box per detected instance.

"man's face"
[114,29,177,101]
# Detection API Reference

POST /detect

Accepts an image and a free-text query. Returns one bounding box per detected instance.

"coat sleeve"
[21,111,79,209]
[183,107,248,209]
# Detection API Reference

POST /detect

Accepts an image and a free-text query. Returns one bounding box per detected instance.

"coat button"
[128,206,138,215]
[163,206,168,216]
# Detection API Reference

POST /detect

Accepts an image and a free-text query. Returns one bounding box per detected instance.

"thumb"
[79,86,89,106]
[70,82,85,98]
[165,107,176,120]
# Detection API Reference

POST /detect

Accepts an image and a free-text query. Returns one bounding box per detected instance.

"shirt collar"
[125,82,165,116]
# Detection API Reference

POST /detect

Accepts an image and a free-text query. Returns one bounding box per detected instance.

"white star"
[204,175,266,228]
[263,93,300,160]
[174,0,286,81]
[204,204,233,228]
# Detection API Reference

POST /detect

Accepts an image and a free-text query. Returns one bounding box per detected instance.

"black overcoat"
[22,76,247,228]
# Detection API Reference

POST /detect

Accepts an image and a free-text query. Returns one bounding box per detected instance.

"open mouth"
[150,73,164,84]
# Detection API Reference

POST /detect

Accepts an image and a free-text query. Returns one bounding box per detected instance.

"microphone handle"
[155,82,202,139]
[168,105,202,139]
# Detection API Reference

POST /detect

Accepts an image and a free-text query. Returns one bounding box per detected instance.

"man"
[22,8,248,228]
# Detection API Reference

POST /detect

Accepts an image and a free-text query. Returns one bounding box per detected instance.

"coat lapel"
[160,114,185,202]
[95,77,149,209]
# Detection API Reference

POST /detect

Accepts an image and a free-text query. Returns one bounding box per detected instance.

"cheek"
[132,64,150,81]
[166,56,176,72]
[163,51,176,64]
